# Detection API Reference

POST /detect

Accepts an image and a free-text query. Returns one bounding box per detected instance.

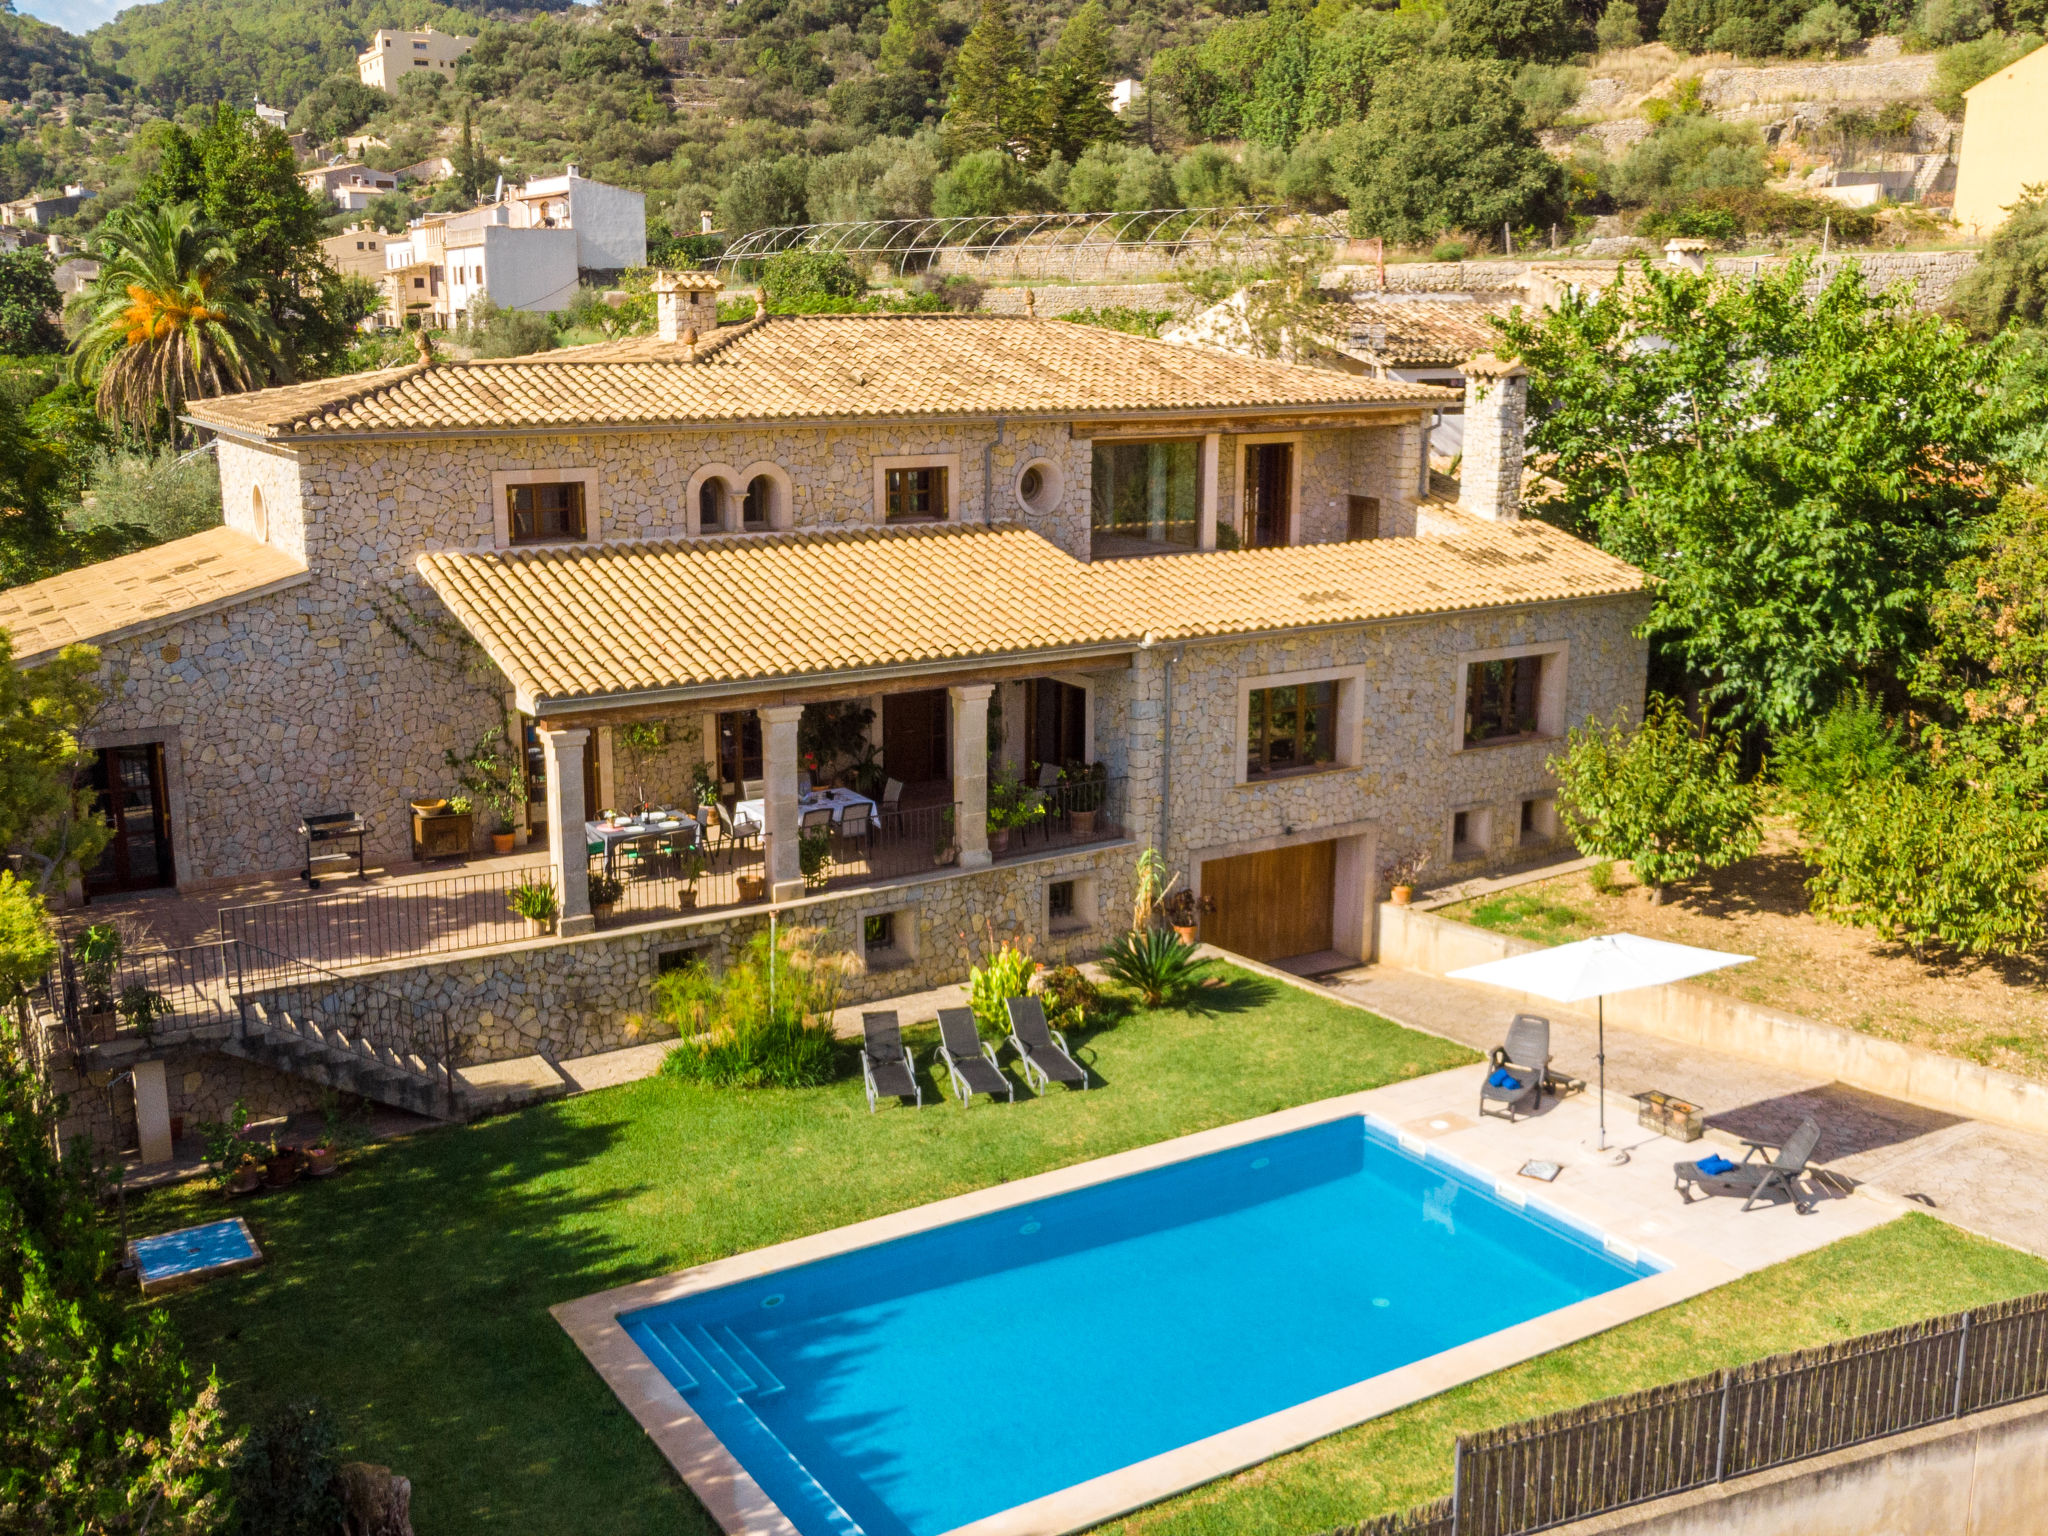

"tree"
[1918,489,2048,797]
[1333,59,1565,245]
[1596,0,1646,47]
[759,250,867,303]
[1952,188,2048,338]
[1803,772,2047,956]
[1609,115,1769,204]
[0,375,72,586]
[1551,695,1764,899]
[69,203,283,441]
[1040,1,1121,164]
[0,250,63,356]
[943,0,1045,161]
[136,104,352,377]
[1496,258,2030,732]
[0,633,110,894]
[451,97,491,206]
[1299,7,1435,133]
[1448,0,1575,61]
[1244,0,1316,147]
[717,158,810,236]
[285,74,385,149]
[932,147,1046,215]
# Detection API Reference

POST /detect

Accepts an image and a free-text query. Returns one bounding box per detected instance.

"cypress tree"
[1042,1,1121,163]
[943,0,1044,160]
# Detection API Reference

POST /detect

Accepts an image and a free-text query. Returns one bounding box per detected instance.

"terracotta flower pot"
[1173,924,1198,945]
[264,1148,305,1189]
[410,798,448,815]
[227,1159,263,1197]
[989,828,1012,854]
[738,875,767,901]
[492,832,516,854]
[306,1145,339,1178]
[1071,809,1097,837]
[1390,884,1414,906]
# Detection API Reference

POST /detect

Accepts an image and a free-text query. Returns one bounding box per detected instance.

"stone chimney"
[654,270,722,343]
[1664,237,1709,274]
[1461,354,1527,523]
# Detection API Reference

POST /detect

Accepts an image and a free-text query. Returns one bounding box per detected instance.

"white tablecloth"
[585,815,694,865]
[733,787,876,828]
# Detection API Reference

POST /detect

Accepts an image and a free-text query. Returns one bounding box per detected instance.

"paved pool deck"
[554,1062,1893,1536]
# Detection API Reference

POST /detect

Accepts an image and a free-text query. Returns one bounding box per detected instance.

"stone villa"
[8,274,1647,1150]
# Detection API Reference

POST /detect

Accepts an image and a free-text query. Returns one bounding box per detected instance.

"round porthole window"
[1014,457,1062,517]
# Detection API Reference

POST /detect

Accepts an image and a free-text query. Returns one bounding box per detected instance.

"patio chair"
[881,778,904,815]
[1005,996,1087,1094]
[718,803,761,862]
[1036,762,1061,789]
[1478,1014,1551,1122]
[837,803,872,842]
[937,1007,1012,1105]
[742,777,763,800]
[799,770,813,795]
[800,806,835,831]
[860,1011,922,1113]
[1676,1117,1823,1212]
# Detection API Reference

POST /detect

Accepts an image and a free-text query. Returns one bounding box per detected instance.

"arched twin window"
[693,468,783,534]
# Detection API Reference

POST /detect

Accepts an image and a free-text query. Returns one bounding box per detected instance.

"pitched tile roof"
[0,527,309,664]
[1333,298,1517,368]
[416,522,1644,712]
[185,314,1457,442]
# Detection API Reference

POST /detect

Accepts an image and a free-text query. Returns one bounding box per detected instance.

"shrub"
[1913,0,1994,46]
[1642,186,1874,239]
[66,447,222,548]
[508,881,559,928]
[1933,31,2041,114]
[462,298,555,358]
[1587,858,1619,895]
[1551,694,1764,899]
[932,148,1048,217]
[1804,772,2048,956]
[1951,187,2048,336]
[1596,0,1645,48]
[1514,64,1586,130]
[656,929,843,1088]
[1100,927,1209,1006]
[760,249,866,303]
[1058,305,1174,336]
[1032,963,1098,1035]
[968,938,1039,1039]
[1772,692,1918,828]
[1785,0,1862,53]
[1432,239,1470,262]
[229,1400,341,1536]
[1610,116,1769,205]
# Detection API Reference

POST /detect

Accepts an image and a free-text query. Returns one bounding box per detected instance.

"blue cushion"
[1696,1153,1736,1175]
[1487,1069,1523,1090]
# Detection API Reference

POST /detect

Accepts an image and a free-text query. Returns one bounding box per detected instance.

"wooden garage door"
[1201,840,1335,962]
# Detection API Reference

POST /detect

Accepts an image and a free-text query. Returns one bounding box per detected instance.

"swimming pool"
[618,1115,1664,1536]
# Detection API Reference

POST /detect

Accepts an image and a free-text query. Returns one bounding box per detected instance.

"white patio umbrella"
[1447,933,1752,1154]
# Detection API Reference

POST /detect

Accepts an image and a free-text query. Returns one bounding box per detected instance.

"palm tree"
[68,201,285,440]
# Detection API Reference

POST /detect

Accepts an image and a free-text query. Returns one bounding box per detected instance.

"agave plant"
[1100,926,1207,1008]
[69,201,285,438]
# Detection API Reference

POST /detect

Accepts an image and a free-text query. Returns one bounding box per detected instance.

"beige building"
[8,278,1646,1152]
[357,27,474,92]
[321,224,393,283]
[1953,40,2048,237]
[299,163,398,212]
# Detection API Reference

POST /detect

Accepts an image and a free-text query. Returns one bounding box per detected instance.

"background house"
[1952,40,2048,237]
[357,27,473,92]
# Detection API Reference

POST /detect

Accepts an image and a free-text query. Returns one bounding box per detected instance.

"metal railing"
[220,865,553,977]
[992,776,1128,858]
[1337,1290,2048,1536]
[47,940,240,1050]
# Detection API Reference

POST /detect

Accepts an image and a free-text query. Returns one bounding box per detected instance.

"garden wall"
[1546,1395,2048,1536]
[1377,904,2048,1137]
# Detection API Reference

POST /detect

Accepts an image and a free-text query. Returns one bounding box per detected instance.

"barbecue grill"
[299,808,367,886]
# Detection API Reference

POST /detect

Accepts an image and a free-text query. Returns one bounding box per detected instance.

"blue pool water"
[622,1116,1660,1536]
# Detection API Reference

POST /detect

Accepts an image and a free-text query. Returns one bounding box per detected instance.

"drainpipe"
[983,415,1006,523]
[1151,638,1185,865]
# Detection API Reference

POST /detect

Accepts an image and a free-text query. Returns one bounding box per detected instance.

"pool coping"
[551,1083,1742,1536]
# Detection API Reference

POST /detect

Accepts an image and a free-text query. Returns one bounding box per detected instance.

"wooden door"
[882,690,949,784]
[84,744,175,896]
[1201,840,1334,962]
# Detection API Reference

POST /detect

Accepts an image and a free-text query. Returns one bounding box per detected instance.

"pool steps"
[628,1319,864,1536]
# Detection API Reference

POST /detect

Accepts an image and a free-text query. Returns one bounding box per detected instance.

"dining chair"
[882,778,904,812]
[1037,762,1061,789]
[799,770,813,795]
[837,803,872,846]
[742,777,763,801]
[800,806,835,830]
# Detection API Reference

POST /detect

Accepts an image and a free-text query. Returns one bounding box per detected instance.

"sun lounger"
[1005,996,1087,1094]
[1675,1116,1822,1212]
[937,1008,1013,1105]
[860,1011,921,1113]
[1478,1013,1550,1122]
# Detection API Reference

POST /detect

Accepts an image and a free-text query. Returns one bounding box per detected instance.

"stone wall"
[1698,54,1937,107]
[978,283,1195,318]
[50,1039,323,1155]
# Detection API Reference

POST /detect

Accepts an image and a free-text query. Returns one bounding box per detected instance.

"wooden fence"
[1327,1290,2048,1536]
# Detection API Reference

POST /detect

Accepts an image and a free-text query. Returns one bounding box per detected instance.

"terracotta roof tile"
[187,315,1456,441]
[0,528,309,663]
[417,522,1644,710]
[1334,298,1517,368]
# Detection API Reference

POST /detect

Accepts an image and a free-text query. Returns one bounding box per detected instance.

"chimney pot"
[1460,353,1527,523]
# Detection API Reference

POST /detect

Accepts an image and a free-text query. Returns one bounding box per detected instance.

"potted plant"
[227,1154,263,1197]
[985,766,1044,855]
[509,879,560,935]
[932,805,958,867]
[199,1099,258,1196]
[738,873,768,900]
[589,871,624,915]
[263,1140,306,1189]
[306,1092,363,1177]
[445,729,525,855]
[1380,848,1431,905]
[409,795,448,816]
[1162,888,1211,945]
[73,923,122,1020]
[799,825,834,889]
[677,847,707,909]
[1063,760,1108,837]
[118,982,172,1044]
[689,761,721,810]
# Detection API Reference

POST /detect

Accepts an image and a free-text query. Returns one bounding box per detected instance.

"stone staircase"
[222,1000,569,1121]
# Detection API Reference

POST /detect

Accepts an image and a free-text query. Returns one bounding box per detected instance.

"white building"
[357,28,475,92]
[510,165,646,275]
[300,163,399,212]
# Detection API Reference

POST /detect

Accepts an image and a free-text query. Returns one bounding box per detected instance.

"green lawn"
[132,968,1473,1535]
[128,969,2048,1536]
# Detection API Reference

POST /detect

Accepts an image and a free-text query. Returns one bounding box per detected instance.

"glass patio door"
[84,744,175,895]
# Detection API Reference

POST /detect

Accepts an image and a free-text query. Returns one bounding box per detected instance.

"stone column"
[1198,432,1220,549]
[540,723,594,936]
[1461,354,1527,523]
[760,703,805,902]
[949,684,993,868]
[132,1058,172,1165]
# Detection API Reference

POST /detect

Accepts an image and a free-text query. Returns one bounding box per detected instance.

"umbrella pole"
[1597,994,1607,1151]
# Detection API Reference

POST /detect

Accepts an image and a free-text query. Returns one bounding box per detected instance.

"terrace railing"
[220,865,553,977]
[1334,1290,2048,1536]
[47,939,241,1051]
[993,776,1129,858]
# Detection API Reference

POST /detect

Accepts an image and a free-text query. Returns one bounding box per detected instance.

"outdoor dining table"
[585,812,696,873]
[733,786,877,830]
